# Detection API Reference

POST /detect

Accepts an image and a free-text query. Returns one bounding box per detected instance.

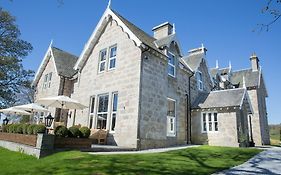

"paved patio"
[214,146,281,175]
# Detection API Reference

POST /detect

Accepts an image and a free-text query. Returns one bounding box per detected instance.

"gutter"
[187,72,194,144]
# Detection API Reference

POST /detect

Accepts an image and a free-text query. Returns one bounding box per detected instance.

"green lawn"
[269,124,281,146]
[0,146,261,175]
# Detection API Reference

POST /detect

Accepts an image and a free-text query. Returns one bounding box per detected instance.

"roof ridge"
[51,46,78,59]
[232,68,252,73]
[210,88,245,93]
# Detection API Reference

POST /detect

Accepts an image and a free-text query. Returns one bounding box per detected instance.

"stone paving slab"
[213,146,281,175]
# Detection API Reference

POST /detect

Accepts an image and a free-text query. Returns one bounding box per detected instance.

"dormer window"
[197,71,203,91]
[168,52,176,77]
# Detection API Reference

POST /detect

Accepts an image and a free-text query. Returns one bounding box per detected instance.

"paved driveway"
[214,146,281,175]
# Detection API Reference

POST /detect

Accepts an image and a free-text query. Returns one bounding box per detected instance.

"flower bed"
[0,132,37,147]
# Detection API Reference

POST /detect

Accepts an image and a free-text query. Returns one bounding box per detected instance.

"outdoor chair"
[90,129,108,145]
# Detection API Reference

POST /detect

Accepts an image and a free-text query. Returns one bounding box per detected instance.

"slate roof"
[219,67,231,75]
[154,34,176,48]
[51,47,78,78]
[231,69,260,88]
[182,52,205,71]
[192,88,246,109]
[210,68,218,78]
[112,10,163,55]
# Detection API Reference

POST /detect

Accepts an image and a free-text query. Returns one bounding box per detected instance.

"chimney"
[250,53,259,71]
[152,22,173,39]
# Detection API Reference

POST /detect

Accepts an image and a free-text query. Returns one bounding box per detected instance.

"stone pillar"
[36,134,55,158]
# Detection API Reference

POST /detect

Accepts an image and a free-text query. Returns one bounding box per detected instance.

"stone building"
[32,44,78,123]
[33,5,269,148]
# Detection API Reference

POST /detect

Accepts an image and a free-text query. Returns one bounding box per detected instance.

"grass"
[269,124,281,146]
[0,146,261,175]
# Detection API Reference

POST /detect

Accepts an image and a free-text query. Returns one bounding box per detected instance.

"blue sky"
[1,0,280,124]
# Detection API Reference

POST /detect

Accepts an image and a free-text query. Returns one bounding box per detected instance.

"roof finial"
[242,75,246,88]
[229,61,232,69]
[49,39,53,48]
[172,23,176,34]
[216,60,219,69]
[107,0,111,9]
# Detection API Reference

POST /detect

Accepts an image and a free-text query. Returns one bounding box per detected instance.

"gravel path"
[214,146,281,175]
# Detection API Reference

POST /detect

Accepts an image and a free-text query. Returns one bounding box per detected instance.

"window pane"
[49,72,52,81]
[168,65,175,76]
[97,114,107,129]
[109,58,116,69]
[99,62,105,72]
[167,99,175,116]
[208,113,212,121]
[209,122,213,131]
[215,122,218,131]
[110,46,117,57]
[203,113,206,121]
[214,113,218,121]
[89,115,93,129]
[111,113,116,131]
[100,50,107,61]
[203,122,207,131]
[112,93,118,112]
[170,118,174,131]
[98,95,109,112]
[168,53,175,65]
[90,97,95,113]
[44,74,48,82]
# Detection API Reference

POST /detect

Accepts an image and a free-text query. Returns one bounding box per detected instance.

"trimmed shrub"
[15,124,23,134]
[79,127,91,138]
[1,124,8,132]
[27,124,37,135]
[68,126,81,138]
[22,124,30,134]
[33,125,46,134]
[8,124,16,133]
[54,125,68,137]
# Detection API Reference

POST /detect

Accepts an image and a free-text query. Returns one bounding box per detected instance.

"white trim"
[74,7,142,70]
[32,42,53,87]
[98,48,107,73]
[167,51,176,77]
[197,71,203,91]
[201,111,218,133]
[108,45,117,71]
[167,98,176,137]
[50,49,58,76]
[110,92,118,133]
[239,89,247,109]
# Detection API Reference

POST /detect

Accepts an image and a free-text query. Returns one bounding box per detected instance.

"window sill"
[167,133,176,137]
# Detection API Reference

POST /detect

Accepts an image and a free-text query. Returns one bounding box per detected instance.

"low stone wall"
[0,133,54,158]
[54,137,92,149]
[0,133,37,147]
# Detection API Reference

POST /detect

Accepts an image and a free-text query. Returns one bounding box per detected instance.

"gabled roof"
[192,88,249,110]
[32,44,78,87]
[231,69,259,88]
[154,34,183,56]
[74,7,165,70]
[182,51,205,71]
[51,47,78,78]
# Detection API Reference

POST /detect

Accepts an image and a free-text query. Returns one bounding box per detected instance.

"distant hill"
[269,124,280,145]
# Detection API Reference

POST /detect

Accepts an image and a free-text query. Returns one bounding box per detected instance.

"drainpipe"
[187,73,194,144]
[59,76,66,123]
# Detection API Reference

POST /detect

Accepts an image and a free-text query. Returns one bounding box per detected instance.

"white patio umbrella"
[14,103,49,124]
[14,103,49,112]
[36,95,87,124]
[0,107,31,115]
[36,95,87,110]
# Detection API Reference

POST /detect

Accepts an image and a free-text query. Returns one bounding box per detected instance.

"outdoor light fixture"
[3,117,9,125]
[44,114,54,128]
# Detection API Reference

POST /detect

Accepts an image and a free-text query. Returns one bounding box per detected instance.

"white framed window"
[108,45,117,70]
[197,71,203,91]
[96,94,109,129]
[48,72,52,88]
[110,92,118,132]
[201,112,218,133]
[167,98,176,136]
[89,96,95,129]
[167,52,176,77]
[43,74,48,89]
[98,49,107,73]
